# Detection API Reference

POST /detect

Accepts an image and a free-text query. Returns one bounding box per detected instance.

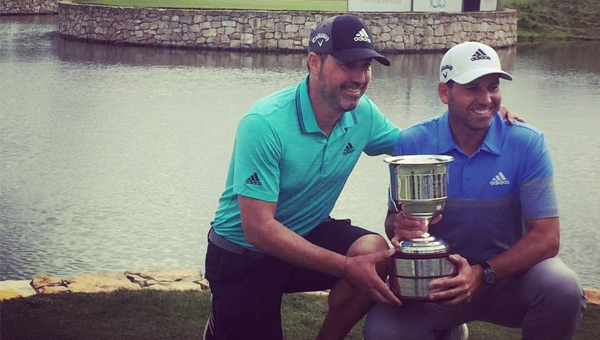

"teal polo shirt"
[212,75,400,251]
[394,112,558,264]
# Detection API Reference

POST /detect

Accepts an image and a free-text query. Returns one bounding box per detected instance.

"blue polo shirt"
[212,75,400,251]
[394,112,558,264]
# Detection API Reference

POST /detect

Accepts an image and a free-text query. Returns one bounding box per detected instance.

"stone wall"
[58,1,518,52]
[0,0,58,14]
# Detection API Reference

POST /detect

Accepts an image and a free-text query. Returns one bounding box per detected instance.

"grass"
[502,0,600,40]
[74,0,348,11]
[1,290,598,340]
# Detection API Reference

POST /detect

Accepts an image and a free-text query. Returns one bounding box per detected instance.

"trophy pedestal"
[389,233,456,300]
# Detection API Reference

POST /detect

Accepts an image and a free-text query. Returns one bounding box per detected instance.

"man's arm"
[428,217,560,305]
[484,217,559,280]
[239,195,401,305]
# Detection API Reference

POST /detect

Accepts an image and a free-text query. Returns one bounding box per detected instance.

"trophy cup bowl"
[384,155,456,300]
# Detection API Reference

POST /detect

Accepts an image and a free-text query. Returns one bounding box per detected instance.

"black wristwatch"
[477,261,497,285]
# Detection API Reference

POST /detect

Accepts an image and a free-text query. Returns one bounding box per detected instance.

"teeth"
[473,108,489,115]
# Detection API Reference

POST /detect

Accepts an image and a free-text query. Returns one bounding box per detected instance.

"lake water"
[1,15,599,288]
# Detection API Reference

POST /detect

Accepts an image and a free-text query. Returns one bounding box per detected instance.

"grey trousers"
[363,258,587,340]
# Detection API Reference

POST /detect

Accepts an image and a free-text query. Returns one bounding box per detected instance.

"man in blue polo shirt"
[204,15,403,340]
[363,42,586,340]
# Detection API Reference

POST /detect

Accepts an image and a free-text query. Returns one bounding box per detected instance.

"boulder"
[0,280,36,300]
[31,275,69,294]
[67,271,141,293]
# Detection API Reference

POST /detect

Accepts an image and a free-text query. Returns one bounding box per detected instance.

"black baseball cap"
[308,15,390,66]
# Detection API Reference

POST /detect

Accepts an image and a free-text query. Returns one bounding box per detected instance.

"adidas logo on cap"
[354,28,372,43]
[471,48,491,61]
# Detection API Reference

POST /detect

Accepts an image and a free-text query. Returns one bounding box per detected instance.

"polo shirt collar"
[440,111,502,156]
[296,75,358,134]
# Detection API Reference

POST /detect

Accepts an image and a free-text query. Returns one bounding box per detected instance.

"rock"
[584,287,600,306]
[67,271,141,293]
[31,275,69,294]
[0,280,37,299]
[125,268,204,289]
[0,268,209,300]
[0,289,23,300]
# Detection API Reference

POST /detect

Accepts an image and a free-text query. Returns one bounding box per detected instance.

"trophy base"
[389,235,457,300]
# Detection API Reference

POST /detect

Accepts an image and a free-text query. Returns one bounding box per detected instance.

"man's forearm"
[486,218,559,280]
[244,217,347,278]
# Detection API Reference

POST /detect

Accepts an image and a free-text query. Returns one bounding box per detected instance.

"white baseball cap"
[439,41,513,84]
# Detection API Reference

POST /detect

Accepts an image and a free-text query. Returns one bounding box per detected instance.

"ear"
[438,82,450,104]
[307,52,322,73]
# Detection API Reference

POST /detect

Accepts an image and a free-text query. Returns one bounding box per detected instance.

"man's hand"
[343,248,402,306]
[499,106,525,124]
[385,212,442,247]
[427,254,482,306]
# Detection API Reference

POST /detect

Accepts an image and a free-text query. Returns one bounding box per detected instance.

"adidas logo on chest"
[489,171,510,186]
[342,142,355,155]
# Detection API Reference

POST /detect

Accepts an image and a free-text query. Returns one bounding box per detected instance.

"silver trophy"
[384,155,456,300]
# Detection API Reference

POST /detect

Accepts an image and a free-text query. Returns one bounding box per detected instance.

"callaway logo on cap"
[439,41,513,84]
[308,15,390,66]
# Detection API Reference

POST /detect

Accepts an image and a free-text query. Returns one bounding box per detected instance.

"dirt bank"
[505,0,600,40]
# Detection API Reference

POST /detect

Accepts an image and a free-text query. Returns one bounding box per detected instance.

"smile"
[472,108,492,116]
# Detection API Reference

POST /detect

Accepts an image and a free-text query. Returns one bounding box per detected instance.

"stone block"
[299,28,311,38]
[180,15,192,24]
[285,24,298,33]
[189,24,201,33]
[292,16,306,24]
[241,33,253,45]
[249,18,261,30]
[278,39,293,50]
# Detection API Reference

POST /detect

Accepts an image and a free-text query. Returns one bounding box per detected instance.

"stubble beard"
[448,95,495,132]
[318,68,365,113]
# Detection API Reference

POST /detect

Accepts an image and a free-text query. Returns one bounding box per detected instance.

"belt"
[208,228,269,259]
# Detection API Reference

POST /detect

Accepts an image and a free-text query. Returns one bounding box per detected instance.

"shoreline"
[1,269,599,305]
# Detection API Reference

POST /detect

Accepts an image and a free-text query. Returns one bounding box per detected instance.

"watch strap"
[476,261,496,284]
[476,261,492,271]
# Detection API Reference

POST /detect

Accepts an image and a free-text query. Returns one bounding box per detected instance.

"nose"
[477,89,493,105]
[350,67,369,84]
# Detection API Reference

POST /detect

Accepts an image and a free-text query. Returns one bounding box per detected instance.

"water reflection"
[57,37,307,70]
[0,15,598,288]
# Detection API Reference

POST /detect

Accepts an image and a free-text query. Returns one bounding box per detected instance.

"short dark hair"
[306,53,329,71]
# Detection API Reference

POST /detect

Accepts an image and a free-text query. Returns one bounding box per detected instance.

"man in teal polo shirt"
[204,15,402,340]
[363,42,586,340]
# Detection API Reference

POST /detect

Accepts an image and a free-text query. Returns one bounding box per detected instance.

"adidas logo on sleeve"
[489,171,510,185]
[245,172,262,186]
